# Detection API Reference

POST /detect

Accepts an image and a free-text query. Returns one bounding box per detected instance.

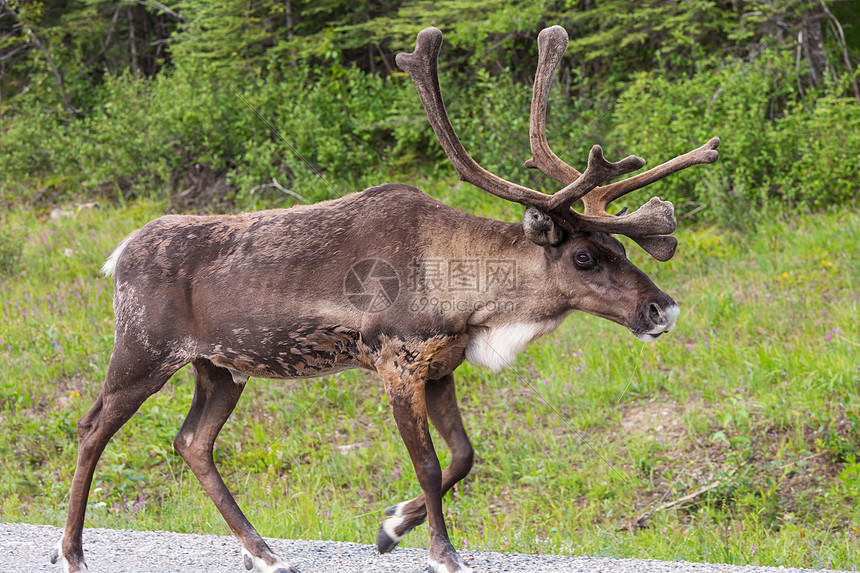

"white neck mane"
[465,319,564,372]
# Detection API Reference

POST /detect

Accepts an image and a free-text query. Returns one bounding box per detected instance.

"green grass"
[0,193,857,569]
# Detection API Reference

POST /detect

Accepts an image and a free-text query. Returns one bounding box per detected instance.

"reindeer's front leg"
[377,341,472,573]
[377,373,474,554]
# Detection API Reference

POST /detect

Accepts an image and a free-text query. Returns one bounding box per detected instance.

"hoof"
[377,502,407,554]
[428,558,474,573]
[428,546,473,573]
[241,548,298,573]
[376,524,399,554]
[50,539,89,573]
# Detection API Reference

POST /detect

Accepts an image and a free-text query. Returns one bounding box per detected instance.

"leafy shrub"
[610,50,860,227]
[1,44,857,223]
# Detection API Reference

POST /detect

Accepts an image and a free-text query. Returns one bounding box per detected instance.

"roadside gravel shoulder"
[1,522,845,573]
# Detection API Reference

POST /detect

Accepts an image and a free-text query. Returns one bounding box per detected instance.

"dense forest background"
[0,0,858,224]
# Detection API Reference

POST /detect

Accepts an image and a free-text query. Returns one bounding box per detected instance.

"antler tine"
[524,25,582,183]
[523,25,647,210]
[573,138,720,260]
[582,137,721,216]
[396,27,552,210]
[631,234,678,262]
[547,144,646,212]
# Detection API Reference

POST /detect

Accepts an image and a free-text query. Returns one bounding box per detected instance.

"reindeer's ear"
[523,206,564,246]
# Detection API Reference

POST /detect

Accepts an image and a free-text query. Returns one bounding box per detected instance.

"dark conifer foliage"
[0,1,857,219]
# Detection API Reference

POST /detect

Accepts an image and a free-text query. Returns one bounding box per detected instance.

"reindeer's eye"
[574,249,595,270]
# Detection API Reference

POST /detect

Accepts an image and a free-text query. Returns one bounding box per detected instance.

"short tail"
[101,231,139,277]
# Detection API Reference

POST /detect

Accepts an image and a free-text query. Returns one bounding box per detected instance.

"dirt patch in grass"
[619,397,687,440]
[603,396,856,532]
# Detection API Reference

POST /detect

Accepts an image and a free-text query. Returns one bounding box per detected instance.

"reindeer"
[52,26,718,573]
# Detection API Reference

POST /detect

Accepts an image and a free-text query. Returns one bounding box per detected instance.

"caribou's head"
[397,26,719,341]
[530,220,681,341]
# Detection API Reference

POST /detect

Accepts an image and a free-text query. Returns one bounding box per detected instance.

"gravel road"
[1,522,847,573]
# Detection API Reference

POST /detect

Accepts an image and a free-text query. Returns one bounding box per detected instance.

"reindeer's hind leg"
[173,358,298,573]
[377,372,474,555]
[52,338,186,573]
